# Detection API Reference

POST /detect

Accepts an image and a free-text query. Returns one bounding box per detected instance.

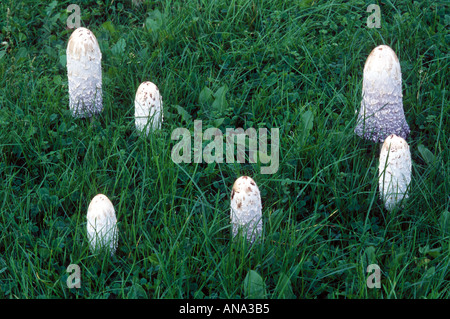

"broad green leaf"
[363,246,377,266]
[427,248,442,258]
[53,75,61,85]
[417,266,436,296]
[59,54,66,67]
[423,266,436,279]
[243,270,266,299]
[211,85,229,112]
[145,9,164,32]
[45,0,58,15]
[50,113,58,122]
[18,32,26,42]
[101,21,116,35]
[302,110,314,133]
[274,272,296,299]
[419,245,441,258]
[111,38,126,56]
[175,105,192,122]
[127,282,148,299]
[418,245,429,255]
[199,86,214,105]
[15,47,28,62]
[214,117,225,127]
[418,144,437,166]
[148,253,159,265]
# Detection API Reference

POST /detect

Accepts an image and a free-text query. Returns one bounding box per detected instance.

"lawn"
[0,0,448,299]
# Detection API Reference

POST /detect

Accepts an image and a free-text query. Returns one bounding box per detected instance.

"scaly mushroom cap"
[378,134,412,211]
[87,194,118,255]
[355,45,410,143]
[134,81,163,135]
[67,27,102,118]
[230,176,263,243]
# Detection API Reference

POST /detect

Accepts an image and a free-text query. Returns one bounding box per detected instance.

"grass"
[0,0,448,299]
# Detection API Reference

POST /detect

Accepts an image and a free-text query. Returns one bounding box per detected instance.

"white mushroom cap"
[378,134,412,211]
[230,176,263,243]
[134,81,163,135]
[86,194,118,255]
[355,45,410,142]
[67,27,102,118]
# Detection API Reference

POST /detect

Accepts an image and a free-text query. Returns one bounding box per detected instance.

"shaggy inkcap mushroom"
[87,194,118,255]
[378,134,412,211]
[134,81,163,135]
[355,45,410,142]
[67,27,102,118]
[230,176,263,243]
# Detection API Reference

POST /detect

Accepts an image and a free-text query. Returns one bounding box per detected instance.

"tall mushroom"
[378,134,412,211]
[355,45,410,143]
[87,194,118,255]
[67,27,102,118]
[230,176,263,243]
[134,81,163,135]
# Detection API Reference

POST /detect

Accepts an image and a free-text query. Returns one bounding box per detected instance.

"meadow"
[0,0,448,299]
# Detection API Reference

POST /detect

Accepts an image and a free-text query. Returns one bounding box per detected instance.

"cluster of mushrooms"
[354,45,412,213]
[68,28,411,255]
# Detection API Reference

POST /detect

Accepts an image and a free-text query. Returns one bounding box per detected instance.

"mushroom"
[354,45,410,143]
[134,81,163,135]
[132,0,144,6]
[86,194,118,255]
[230,176,263,243]
[67,27,102,118]
[378,134,411,211]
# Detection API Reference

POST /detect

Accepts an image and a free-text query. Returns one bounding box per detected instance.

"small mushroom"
[378,134,412,211]
[132,0,144,6]
[230,176,262,243]
[134,81,163,135]
[86,194,118,255]
[67,27,102,118]
[355,45,410,143]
